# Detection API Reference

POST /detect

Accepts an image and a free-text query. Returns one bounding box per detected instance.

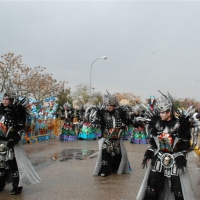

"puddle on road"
[59,149,97,161]
[31,149,98,166]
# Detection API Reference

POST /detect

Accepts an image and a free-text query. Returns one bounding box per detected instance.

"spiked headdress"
[156,90,174,112]
[103,90,119,106]
[133,104,143,113]
[63,102,71,108]
[3,85,18,104]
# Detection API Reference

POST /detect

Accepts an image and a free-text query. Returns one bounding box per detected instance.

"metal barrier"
[21,118,64,144]
[194,132,200,156]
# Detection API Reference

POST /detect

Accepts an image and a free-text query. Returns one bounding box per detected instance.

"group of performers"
[58,97,155,143]
[85,91,200,200]
[59,102,102,140]
[0,87,199,200]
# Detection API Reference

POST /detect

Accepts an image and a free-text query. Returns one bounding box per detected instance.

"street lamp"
[90,56,107,97]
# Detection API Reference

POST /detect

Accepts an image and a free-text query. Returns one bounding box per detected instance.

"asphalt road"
[0,137,199,200]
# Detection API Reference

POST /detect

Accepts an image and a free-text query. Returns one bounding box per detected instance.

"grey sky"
[1,0,200,101]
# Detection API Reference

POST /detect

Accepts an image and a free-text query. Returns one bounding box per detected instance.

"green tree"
[56,86,72,108]
[72,83,90,105]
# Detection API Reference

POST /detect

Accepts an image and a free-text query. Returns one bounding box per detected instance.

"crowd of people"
[58,97,151,143]
[0,88,199,200]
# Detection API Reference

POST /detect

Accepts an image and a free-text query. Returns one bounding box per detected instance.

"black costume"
[137,92,196,200]
[87,93,133,177]
[0,95,28,195]
[59,103,75,124]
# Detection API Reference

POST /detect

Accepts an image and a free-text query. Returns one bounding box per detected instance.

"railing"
[194,132,200,156]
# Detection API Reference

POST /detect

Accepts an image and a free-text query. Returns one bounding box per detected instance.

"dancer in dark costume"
[0,89,40,195]
[137,91,197,200]
[86,92,133,177]
[59,102,78,140]
[130,104,147,144]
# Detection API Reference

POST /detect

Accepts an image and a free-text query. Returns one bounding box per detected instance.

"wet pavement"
[0,137,200,200]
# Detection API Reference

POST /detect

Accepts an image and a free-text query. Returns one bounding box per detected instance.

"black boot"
[143,186,158,200]
[0,171,6,191]
[100,161,110,177]
[174,191,184,200]
[10,171,23,195]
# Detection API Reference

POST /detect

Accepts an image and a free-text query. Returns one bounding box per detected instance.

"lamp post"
[92,87,95,96]
[90,56,107,97]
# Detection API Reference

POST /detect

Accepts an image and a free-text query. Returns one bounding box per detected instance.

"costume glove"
[175,155,187,170]
[6,139,14,148]
[141,149,154,169]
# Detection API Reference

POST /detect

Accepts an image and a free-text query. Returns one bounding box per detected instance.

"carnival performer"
[73,106,82,135]
[121,105,132,140]
[136,91,197,200]
[80,104,101,140]
[59,102,77,140]
[78,105,85,124]
[86,92,132,177]
[0,89,41,195]
[148,95,156,111]
[130,104,148,144]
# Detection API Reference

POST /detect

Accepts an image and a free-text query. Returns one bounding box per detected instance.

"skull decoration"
[164,156,170,166]
[0,143,6,152]
[161,153,174,168]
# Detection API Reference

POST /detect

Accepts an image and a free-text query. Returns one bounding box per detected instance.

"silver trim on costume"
[152,151,185,177]
[0,141,14,161]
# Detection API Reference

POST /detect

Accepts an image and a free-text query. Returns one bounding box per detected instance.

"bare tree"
[0,53,23,92]
[21,66,67,101]
[114,92,141,107]
[0,53,70,101]
[174,98,200,111]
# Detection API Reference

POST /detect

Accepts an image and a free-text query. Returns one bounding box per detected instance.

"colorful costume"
[79,105,102,140]
[78,122,97,140]
[59,102,78,140]
[130,105,148,144]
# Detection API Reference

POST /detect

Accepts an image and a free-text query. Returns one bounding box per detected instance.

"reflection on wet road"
[30,149,98,166]
[60,149,97,161]
[1,138,199,200]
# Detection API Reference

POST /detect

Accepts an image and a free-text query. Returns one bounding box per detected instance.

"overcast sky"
[1,0,200,101]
